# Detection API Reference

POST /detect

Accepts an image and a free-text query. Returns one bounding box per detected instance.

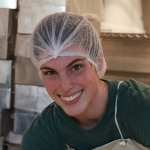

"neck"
[72,80,108,130]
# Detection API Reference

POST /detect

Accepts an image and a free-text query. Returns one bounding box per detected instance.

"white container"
[101,0,145,33]
[14,84,53,113]
[0,0,17,9]
[0,60,11,109]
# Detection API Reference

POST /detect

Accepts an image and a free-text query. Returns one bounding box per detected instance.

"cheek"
[78,69,98,86]
[73,71,94,86]
[74,66,97,84]
[43,79,58,94]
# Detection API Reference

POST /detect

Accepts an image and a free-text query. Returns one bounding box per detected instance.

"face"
[40,56,101,117]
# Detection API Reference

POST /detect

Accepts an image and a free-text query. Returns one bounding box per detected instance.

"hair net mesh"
[30,12,107,78]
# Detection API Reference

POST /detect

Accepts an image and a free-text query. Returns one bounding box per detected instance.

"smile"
[60,91,82,102]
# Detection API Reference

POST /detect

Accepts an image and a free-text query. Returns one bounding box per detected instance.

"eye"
[72,65,82,71]
[43,70,57,76]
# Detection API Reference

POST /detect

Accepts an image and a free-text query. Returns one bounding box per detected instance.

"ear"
[97,52,105,71]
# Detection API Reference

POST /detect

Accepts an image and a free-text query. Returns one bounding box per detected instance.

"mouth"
[60,91,82,102]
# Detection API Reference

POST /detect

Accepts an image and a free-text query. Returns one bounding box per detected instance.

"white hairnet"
[30,12,107,78]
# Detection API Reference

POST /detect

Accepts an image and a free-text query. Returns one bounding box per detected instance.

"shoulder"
[106,79,150,125]
[119,79,150,105]
[121,78,150,93]
[21,103,65,150]
[112,78,150,103]
[121,78,150,112]
[117,79,150,147]
[104,78,150,105]
[105,78,150,92]
[116,79,150,112]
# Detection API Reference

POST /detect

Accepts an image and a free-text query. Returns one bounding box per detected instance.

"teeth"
[61,91,81,102]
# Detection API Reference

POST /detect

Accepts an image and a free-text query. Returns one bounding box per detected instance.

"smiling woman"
[39,56,104,118]
[21,12,150,150]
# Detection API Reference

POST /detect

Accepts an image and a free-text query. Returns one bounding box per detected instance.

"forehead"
[40,56,87,69]
[63,44,85,52]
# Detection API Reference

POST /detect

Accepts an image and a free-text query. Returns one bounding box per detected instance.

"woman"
[21,12,150,150]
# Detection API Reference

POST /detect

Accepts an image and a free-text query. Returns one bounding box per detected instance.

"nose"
[59,74,74,93]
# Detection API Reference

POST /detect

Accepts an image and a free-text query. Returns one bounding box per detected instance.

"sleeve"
[20,104,69,150]
[21,117,59,150]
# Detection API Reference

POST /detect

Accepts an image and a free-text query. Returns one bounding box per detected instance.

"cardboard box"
[142,1,150,33]
[0,9,9,59]
[0,9,9,37]
[102,39,150,73]
[15,34,31,58]
[7,144,20,150]
[15,57,43,86]
[17,0,66,33]
[0,38,8,59]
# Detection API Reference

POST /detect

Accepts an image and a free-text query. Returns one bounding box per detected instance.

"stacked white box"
[0,60,12,109]
[14,85,53,113]
[14,84,53,134]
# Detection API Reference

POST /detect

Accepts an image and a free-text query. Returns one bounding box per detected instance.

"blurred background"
[0,0,150,149]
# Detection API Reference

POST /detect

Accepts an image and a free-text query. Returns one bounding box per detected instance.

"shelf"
[100,33,150,40]
[104,70,150,85]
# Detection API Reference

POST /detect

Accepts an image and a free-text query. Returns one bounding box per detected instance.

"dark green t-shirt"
[21,79,150,150]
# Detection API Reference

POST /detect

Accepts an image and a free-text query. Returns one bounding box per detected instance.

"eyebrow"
[40,58,86,70]
[66,58,85,68]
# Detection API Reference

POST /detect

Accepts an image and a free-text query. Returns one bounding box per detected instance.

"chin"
[63,106,85,117]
